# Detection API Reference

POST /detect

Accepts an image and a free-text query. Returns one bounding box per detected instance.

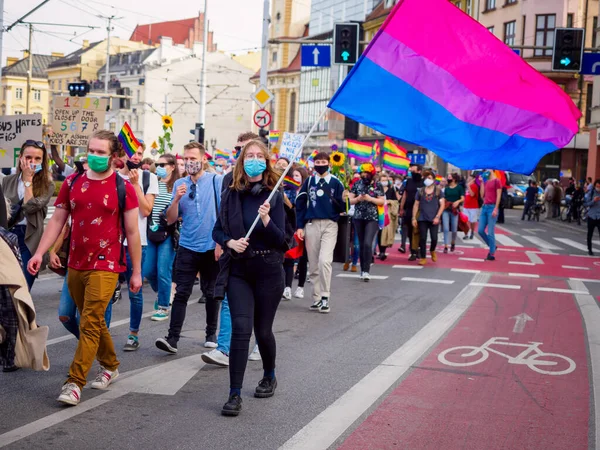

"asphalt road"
[1,209,599,450]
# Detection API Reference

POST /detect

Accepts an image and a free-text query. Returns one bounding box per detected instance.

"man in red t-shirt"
[463,173,480,239]
[29,130,142,406]
[478,170,502,261]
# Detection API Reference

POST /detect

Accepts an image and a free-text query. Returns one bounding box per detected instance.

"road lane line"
[556,238,600,253]
[451,269,481,274]
[562,265,590,271]
[508,261,535,266]
[496,248,516,252]
[280,273,490,450]
[570,278,600,283]
[568,280,600,450]
[521,236,563,250]
[336,274,389,280]
[495,235,523,247]
[526,251,544,265]
[392,265,423,270]
[459,257,482,262]
[508,273,540,278]
[401,277,455,285]
[537,287,589,295]
[469,282,521,290]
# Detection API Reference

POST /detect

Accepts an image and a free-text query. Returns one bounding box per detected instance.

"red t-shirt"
[55,172,138,273]
[464,182,479,209]
[484,178,502,206]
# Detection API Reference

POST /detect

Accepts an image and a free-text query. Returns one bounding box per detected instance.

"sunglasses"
[234,146,243,152]
[189,183,196,200]
[156,163,174,168]
[24,139,46,150]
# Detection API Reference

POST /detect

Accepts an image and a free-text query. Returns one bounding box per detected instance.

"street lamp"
[210,138,217,151]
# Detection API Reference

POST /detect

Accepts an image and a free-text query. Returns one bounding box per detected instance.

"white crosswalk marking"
[494,234,523,247]
[45,206,55,220]
[521,236,563,250]
[555,238,600,253]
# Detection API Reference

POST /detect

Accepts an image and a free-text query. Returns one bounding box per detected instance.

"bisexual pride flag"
[328,0,581,174]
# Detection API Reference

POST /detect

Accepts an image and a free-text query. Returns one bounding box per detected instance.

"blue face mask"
[215,166,224,174]
[156,166,168,179]
[244,159,266,178]
[32,163,42,174]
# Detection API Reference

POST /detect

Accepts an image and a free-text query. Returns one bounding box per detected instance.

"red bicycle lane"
[338,275,589,450]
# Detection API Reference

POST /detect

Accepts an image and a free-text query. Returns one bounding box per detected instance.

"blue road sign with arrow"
[301,45,331,68]
[581,53,600,75]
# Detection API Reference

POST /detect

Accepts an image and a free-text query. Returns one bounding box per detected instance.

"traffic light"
[68,81,90,97]
[190,123,204,144]
[333,23,360,65]
[552,28,585,72]
[258,128,269,146]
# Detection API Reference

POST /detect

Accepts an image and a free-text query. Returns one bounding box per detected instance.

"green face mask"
[87,154,111,173]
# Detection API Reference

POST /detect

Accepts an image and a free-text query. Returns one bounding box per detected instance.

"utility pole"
[26,24,33,114]
[164,93,168,115]
[260,0,270,87]
[101,15,120,94]
[197,0,209,145]
[0,0,4,94]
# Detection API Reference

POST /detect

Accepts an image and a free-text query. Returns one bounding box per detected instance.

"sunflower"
[162,115,174,128]
[331,151,345,167]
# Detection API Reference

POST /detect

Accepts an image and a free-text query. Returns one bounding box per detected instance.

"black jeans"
[168,246,220,341]
[588,218,600,251]
[284,255,307,288]
[297,253,307,288]
[403,211,417,255]
[522,202,532,220]
[228,253,284,390]
[418,221,439,258]
[354,219,379,273]
[284,258,295,288]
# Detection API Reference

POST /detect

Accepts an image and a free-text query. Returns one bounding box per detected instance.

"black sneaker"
[255,377,278,398]
[408,254,417,262]
[310,299,323,311]
[155,336,178,354]
[197,295,206,304]
[450,243,455,252]
[319,298,331,313]
[399,245,406,254]
[222,394,243,416]
[589,250,595,256]
[486,254,496,261]
[111,285,121,305]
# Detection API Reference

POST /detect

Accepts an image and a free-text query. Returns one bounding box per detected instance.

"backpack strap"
[142,170,150,195]
[212,174,219,216]
[116,174,127,267]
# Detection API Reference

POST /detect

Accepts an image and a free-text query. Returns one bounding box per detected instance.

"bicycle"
[438,336,576,376]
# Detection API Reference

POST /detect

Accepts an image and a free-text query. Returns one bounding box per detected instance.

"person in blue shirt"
[155,142,223,354]
[585,179,600,256]
[522,180,539,221]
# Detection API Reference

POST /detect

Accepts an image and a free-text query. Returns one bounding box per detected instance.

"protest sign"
[0,114,43,168]
[278,132,305,162]
[49,96,107,147]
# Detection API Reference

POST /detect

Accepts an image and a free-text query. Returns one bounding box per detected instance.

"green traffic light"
[341,51,350,61]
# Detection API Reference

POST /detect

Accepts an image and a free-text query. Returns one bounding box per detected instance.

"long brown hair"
[16,141,51,197]
[159,153,180,192]
[231,140,280,191]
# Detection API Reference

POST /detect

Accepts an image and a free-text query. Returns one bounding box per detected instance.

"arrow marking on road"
[0,355,205,448]
[511,313,533,333]
[312,47,320,65]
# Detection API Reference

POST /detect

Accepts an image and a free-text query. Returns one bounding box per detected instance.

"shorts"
[464,208,479,223]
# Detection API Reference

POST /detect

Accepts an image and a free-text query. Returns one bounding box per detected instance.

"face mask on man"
[185,161,202,175]
[424,178,434,187]
[244,159,266,177]
[87,154,111,173]
[314,165,329,175]
[215,166,224,174]
[381,180,389,187]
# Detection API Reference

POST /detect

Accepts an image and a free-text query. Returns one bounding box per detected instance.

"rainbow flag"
[347,140,372,162]
[435,174,443,184]
[118,122,141,158]
[215,149,230,160]
[383,152,410,174]
[383,137,407,158]
[283,175,301,189]
[297,158,309,168]
[372,140,381,162]
[307,149,319,161]
[327,0,580,174]
[269,131,280,145]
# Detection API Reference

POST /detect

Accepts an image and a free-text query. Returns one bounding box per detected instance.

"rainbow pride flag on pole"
[383,151,410,174]
[383,137,407,158]
[269,131,280,146]
[215,149,230,160]
[118,122,141,158]
[328,0,580,174]
[307,149,319,161]
[347,140,372,162]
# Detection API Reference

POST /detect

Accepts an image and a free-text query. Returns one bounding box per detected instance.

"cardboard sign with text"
[49,96,107,147]
[279,132,305,162]
[0,114,43,168]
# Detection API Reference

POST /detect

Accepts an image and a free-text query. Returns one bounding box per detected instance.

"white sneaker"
[363,272,371,282]
[90,367,119,390]
[201,349,229,367]
[283,287,292,301]
[294,287,304,299]
[248,345,262,361]
[359,272,365,280]
[57,382,81,406]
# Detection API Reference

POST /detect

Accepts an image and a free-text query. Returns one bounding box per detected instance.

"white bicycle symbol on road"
[438,337,576,376]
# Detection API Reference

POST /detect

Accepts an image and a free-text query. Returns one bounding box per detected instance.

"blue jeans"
[12,225,36,290]
[143,237,176,309]
[442,210,459,246]
[58,270,112,339]
[216,295,232,355]
[125,246,146,333]
[478,204,497,254]
[352,222,360,266]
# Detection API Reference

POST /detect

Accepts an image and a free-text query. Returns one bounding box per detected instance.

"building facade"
[1,52,63,123]
[130,13,216,51]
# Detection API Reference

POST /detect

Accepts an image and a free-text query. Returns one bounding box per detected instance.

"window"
[58,80,62,91]
[594,17,598,48]
[466,0,472,15]
[14,111,23,115]
[487,26,495,35]
[586,83,593,126]
[272,51,277,63]
[505,0,517,4]
[15,88,23,100]
[136,89,140,104]
[33,89,41,102]
[567,13,574,28]
[485,0,496,11]
[535,14,556,56]
[289,92,296,132]
[504,21,516,46]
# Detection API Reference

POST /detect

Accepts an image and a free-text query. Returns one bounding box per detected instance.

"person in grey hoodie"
[584,179,600,256]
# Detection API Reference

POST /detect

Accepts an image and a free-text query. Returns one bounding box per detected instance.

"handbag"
[49,224,70,277]
[7,199,24,230]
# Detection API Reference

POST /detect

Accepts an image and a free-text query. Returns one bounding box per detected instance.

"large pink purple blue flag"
[328,0,581,174]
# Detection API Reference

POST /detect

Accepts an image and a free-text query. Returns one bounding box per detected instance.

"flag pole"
[245,107,329,239]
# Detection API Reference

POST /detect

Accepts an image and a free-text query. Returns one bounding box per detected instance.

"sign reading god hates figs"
[49,96,107,147]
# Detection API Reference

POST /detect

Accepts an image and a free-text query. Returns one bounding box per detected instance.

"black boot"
[255,377,278,398]
[408,252,417,262]
[222,394,243,416]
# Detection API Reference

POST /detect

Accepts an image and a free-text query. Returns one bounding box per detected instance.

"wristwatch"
[24,181,32,188]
